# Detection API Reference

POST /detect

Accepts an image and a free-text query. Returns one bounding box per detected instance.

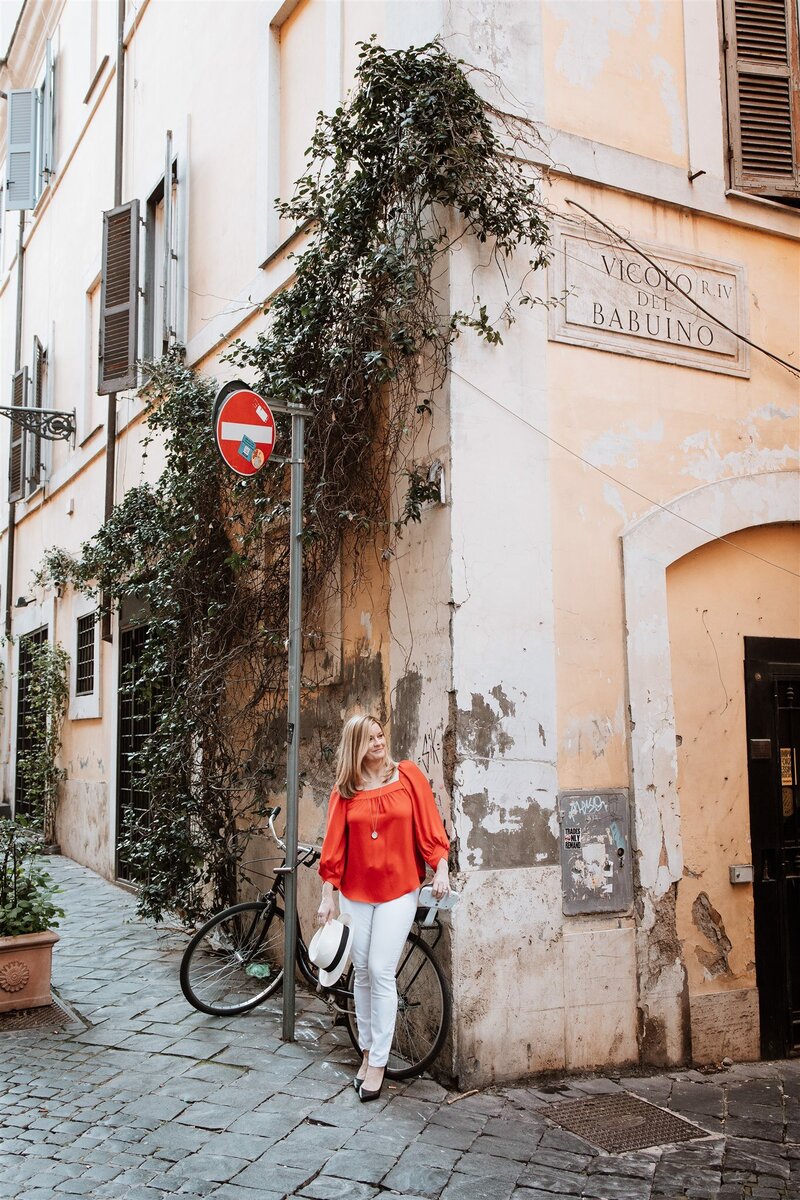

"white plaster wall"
[452,866,566,1083]
[445,229,565,1075]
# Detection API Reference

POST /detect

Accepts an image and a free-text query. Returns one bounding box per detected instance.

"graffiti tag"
[567,794,607,822]
[420,726,441,774]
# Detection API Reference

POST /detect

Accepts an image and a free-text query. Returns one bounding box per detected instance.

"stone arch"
[620,469,800,1063]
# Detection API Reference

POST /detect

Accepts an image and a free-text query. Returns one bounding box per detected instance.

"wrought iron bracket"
[0,407,76,443]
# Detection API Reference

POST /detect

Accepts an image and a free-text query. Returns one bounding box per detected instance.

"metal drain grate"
[541,1092,709,1153]
[0,995,78,1034]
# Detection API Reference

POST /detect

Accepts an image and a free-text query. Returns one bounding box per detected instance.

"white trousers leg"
[339,888,419,1068]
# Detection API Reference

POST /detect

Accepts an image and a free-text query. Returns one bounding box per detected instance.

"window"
[722,0,800,199]
[263,0,342,257]
[143,136,179,362]
[15,626,48,818]
[27,335,47,493]
[70,600,101,720]
[75,613,96,696]
[8,337,49,501]
[5,39,55,211]
[116,623,152,883]
[82,277,104,439]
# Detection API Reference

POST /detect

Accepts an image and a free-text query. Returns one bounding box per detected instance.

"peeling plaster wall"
[624,475,800,1064]
[445,221,569,1077]
[667,524,800,1062]
[542,1,688,168]
[4,0,800,1088]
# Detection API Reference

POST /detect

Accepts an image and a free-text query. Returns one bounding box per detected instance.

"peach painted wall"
[667,524,800,998]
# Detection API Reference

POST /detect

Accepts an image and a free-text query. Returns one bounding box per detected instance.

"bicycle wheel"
[180,901,284,1016]
[343,931,451,1080]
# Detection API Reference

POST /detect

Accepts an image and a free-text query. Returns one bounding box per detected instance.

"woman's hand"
[431,858,450,901]
[317,884,336,926]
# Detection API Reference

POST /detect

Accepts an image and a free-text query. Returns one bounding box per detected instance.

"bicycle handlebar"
[265,805,320,865]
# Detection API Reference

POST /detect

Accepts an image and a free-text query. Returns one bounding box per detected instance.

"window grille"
[75,613,95,696]
[116,624,151,883]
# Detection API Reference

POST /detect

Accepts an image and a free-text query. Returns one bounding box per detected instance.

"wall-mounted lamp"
[15,596,32,608]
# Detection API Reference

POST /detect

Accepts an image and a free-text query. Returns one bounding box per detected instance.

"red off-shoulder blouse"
[318,760,449,903]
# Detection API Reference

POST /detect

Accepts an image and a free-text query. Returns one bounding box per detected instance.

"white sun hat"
[308,912,353,987]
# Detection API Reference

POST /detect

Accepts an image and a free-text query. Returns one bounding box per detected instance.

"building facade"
[1,0,798,1085]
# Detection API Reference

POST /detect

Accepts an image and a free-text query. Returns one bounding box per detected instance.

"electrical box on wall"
[729,863,754,884]
[557,789,633,915]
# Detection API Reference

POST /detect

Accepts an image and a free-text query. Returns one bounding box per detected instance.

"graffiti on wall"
[557,789,633,914]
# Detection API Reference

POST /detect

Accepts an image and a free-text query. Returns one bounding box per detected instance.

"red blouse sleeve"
[319,788,346,889]
[400,761,450,870]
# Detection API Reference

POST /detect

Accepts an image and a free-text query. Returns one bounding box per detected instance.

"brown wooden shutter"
[724,0,800,196]
[28,336,45,490]
[99,200,140,394]
[9,368,27,501]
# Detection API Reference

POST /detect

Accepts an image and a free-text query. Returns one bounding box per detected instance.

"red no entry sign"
[213,382,276,477]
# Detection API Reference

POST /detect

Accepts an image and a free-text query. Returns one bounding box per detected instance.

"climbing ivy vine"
[37,39,551,923]
[16,641,69,849]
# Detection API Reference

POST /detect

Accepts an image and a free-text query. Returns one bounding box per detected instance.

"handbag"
[417,884,460,926]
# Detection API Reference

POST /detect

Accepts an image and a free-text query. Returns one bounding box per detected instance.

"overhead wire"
[448,367,800,581]
[563,199,800,379]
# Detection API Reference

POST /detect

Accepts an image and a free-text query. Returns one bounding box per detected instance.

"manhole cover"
[0,995,80,1034]
[540,1093,709,1153]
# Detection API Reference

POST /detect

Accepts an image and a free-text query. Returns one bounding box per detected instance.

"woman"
[317,714,450,1101]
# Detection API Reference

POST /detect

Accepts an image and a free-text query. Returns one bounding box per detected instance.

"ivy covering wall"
[38,40,551,923]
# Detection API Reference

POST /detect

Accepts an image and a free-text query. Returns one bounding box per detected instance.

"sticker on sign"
[213,382,277,477]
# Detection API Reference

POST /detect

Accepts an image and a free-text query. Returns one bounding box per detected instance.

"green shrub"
[0,820,64,937]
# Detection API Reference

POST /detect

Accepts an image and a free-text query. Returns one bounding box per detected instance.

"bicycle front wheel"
[344,931,451,1080]
[180,901,284,1016]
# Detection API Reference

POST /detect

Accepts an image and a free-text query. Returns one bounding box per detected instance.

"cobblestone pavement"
[1,859,799,1200]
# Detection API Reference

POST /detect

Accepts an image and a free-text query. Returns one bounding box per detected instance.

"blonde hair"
[334,714,397,799]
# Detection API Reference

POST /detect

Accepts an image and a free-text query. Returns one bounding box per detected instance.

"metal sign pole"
[282,403,306,1041]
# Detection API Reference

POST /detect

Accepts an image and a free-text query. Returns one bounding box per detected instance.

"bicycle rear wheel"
[343,931,451,1080]
[180,900,284,1016]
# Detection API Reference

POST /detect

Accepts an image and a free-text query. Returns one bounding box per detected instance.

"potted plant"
[0,819,64,1012]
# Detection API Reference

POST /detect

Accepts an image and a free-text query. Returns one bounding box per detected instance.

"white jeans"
[339,888,419,1068]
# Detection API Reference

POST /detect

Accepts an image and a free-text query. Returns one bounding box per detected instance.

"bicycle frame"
[251,807,444,1011]
[264,850,444,1013]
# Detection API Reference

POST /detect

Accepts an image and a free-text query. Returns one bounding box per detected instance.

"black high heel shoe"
[352,1076,363,1094]
[359,1071,385,1103]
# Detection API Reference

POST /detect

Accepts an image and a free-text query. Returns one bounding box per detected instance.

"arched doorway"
[621,470,800,1065]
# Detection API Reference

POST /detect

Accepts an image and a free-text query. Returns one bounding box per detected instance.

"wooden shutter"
[28,337,45,490]
[724,0,800,196]
[9,368,27,501]
[99,200,140,394]
[6,90,38,211]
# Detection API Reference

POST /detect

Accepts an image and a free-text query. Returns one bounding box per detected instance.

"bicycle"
[179,806,452,1080]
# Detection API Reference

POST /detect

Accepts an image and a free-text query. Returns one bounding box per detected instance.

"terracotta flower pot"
[0,930,59,1013]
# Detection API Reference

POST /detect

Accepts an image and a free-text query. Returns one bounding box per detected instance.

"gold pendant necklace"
[370,798,379,840]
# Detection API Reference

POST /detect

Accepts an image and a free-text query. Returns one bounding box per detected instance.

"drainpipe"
[101,0,126,643]
[5,211,25,638]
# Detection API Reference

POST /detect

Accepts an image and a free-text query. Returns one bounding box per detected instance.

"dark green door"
[745,637,800,1058]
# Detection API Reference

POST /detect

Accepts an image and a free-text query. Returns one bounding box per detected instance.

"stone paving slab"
[1,858,799,1199]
